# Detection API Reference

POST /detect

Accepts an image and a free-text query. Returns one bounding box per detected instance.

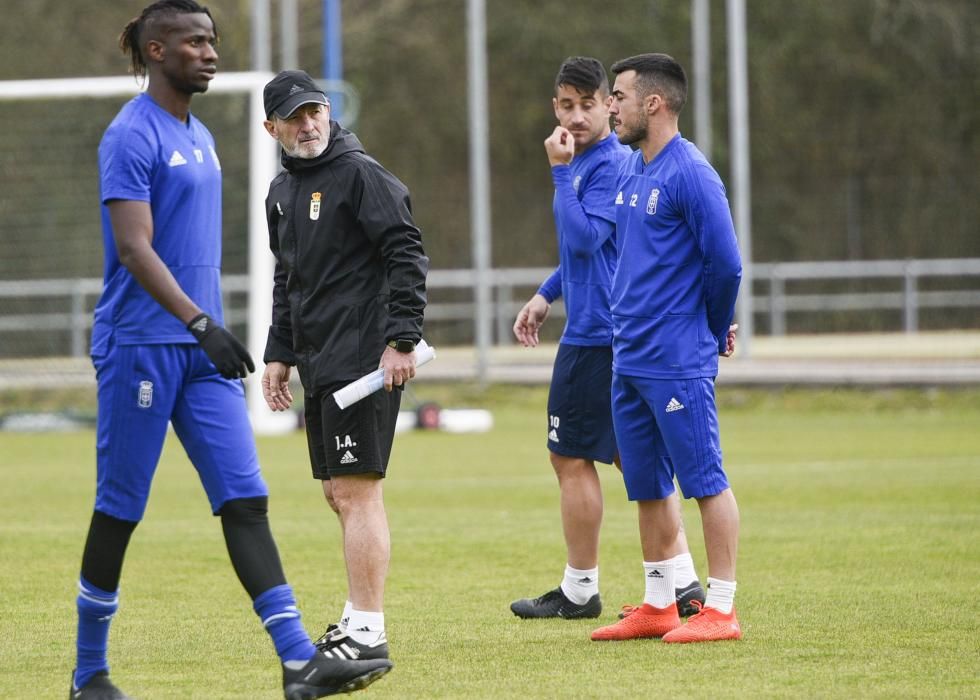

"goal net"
[0,72,291,433]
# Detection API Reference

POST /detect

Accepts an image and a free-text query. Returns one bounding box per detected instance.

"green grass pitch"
[1,386,978,698]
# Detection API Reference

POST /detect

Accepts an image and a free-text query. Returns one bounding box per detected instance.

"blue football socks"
[253,584,317,663]
[74,577,119,689]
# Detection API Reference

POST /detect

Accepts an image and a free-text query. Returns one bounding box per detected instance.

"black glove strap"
[187,313,214,340]
[186,313,255,379]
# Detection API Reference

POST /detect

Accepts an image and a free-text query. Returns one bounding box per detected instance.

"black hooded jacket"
[263,121,428,391]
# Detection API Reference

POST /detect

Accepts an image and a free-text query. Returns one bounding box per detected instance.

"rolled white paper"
[333,339,436,409]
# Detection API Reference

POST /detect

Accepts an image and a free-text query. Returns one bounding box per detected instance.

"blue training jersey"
[610,134,742,379]
[91,92,224,356]
[537,133,630,346]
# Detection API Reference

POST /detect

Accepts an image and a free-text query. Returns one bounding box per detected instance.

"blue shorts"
[93,343,267,521]
[547,344,617,464]
[612,374,729,501]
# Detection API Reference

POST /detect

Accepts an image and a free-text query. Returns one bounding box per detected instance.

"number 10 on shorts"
[548,415,560,443]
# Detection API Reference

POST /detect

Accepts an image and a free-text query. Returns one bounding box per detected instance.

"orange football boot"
[661,606,742,643]
[590,603,680,641]
[619,581,706,618]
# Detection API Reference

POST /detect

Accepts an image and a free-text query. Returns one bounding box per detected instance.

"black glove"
[187,313,255,379]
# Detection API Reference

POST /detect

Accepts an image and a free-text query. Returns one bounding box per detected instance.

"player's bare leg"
[617,491,705,619]
[638,495,684,562]
[325,475,389,613]
[317,476,392,662]
[510,453,605,620]
[551,453,603,569]
[698,488,739,582]
[322,479,349,598]
[591,496,682,640]
[663,488,741,643]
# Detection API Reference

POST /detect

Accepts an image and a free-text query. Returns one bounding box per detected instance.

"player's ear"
[144,38,165,64]
[645,93,661,116]
[263,120,278,139]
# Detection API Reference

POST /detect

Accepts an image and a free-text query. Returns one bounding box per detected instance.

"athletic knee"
[219,496,269,525]
[80,510,139,592]
[329,476,382,514]
[91,509,140,534]
[550,453,594,480]
[639,498,681,529]
[548,451,568,472]
[321,481,341,514]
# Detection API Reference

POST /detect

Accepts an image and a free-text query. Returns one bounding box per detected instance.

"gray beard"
[284,140,328,159]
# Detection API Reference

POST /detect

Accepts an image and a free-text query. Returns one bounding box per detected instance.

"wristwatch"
[387,338,416,353]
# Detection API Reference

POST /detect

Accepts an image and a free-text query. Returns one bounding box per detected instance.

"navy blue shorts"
[612,373,729,501]
[93,343,267,521]
[546,344,617,464]
[304,381,401,480]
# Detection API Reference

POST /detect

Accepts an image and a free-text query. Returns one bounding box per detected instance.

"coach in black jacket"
[259,70,428,663]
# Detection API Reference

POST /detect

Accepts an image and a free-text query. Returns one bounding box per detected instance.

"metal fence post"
[71,280,85,357]
[904,261,918,333]
[770,270,786,336]
[496,283,512,345]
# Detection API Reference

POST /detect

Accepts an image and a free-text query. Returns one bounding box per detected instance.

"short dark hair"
[611,53,687,114]
[555,56,609,97]
[119,0,217,79]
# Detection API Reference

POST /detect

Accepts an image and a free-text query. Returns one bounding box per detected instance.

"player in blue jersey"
[69,3,390,698]
[509,57,704,621]
[589,53,743,644]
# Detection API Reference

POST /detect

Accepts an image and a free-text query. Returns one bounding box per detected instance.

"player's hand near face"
[381,345,416,392]
[513,293,551,347]
[544,126,575,166]
[262,361,293,410]
[720,323,739,357]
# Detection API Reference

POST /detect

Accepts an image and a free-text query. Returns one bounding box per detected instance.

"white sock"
[338,600,353,631]
[346,608,384,645]
[704,577,736,614]
[671,552,699,588]
[560,565,598,604]
[642,560,675,609]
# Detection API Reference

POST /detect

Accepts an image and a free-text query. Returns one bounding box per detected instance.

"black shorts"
[547,343,617,464]
[304,382,401,480]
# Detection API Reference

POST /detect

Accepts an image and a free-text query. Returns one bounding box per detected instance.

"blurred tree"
[0,0,977,281]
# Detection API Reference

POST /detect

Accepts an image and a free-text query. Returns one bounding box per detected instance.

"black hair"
[119,0,217,79]
[554,56,609,97]
[610,53,687,114]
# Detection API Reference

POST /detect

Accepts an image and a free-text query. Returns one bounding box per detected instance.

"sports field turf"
[1,386,978,698]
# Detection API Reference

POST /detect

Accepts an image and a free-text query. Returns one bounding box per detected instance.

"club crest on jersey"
[310,192,321,220]
[138,381,153,408]
[646,188,660,215]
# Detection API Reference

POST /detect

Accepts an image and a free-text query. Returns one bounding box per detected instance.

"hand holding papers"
[333,339,436,409]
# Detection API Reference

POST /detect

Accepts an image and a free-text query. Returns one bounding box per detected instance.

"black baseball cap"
[263,70,328,119]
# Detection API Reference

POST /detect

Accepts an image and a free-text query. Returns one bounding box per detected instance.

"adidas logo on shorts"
[665,397,685,413]
[339,450,358,464]
[548,429,559,442]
